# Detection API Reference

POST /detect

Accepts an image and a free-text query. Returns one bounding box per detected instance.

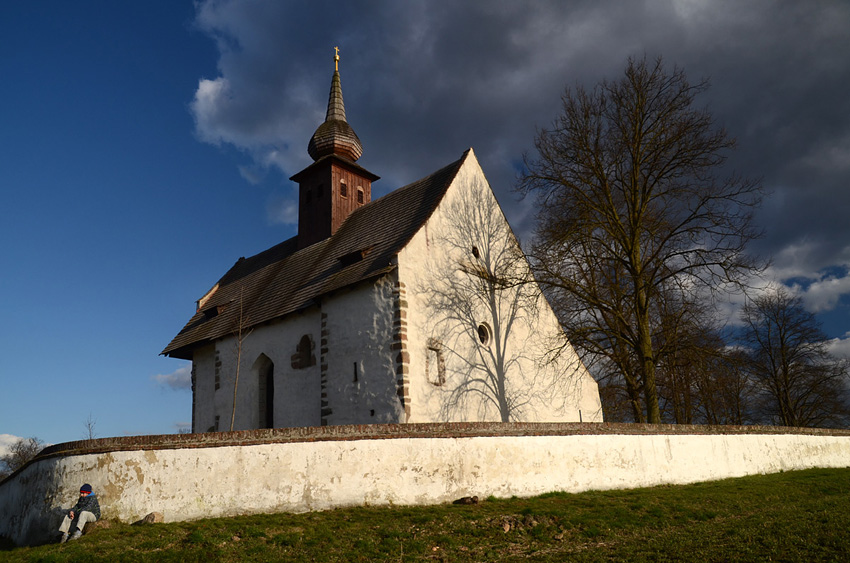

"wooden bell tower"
[291,48,379,249]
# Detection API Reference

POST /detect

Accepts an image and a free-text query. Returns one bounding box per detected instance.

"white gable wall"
[399,150,603,423]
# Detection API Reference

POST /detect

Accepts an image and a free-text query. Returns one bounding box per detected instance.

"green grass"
[3,468,850,562]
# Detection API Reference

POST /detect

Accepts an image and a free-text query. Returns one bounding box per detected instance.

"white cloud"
[826,333,850,359]
[760,240,850,313]
[173,422,192,434]
[797,270,850,313]
[191,77,231,146]
[768,241,824,281]
[238,164,265,185]
[0,434,21,459]
[152,365,192,391]
[266,195,298,225]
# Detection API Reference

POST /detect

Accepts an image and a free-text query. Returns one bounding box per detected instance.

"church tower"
[291,48,380,249]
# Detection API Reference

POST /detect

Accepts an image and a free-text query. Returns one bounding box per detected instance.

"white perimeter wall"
[2,424,849,546]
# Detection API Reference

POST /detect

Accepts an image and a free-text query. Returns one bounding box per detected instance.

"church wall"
[193,278,405,431]
[191,343,216,432]
[3,423,850,546]
[399,151,603,423]
[320,275,405,425]
[195,311,324,432]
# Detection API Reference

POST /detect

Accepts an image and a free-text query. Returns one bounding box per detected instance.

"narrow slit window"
[426,339,446,386]
[214,351,221,391]
[340,180,348,197]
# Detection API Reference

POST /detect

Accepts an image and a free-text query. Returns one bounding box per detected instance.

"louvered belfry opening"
[292,50,379,250]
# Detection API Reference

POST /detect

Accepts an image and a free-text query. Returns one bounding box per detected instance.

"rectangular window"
[340,180,348,197]
[426,339,445,386]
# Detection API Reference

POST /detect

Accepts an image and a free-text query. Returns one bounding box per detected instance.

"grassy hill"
[3,468,849,562]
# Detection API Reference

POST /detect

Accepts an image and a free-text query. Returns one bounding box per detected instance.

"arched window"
[292,334,316,369]
[254,354,274,429]
[340,180,348,198]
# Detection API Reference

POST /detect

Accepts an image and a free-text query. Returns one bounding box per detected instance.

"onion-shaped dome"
[307,69,363,162]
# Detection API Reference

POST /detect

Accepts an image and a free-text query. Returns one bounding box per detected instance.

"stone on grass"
[132,511,164,525]
[142,512,164,524]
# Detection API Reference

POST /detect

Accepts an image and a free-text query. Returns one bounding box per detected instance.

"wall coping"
[7,422,850,474]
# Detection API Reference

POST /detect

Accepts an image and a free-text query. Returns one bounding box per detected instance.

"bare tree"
[655,308,759,426]
[0,437,44,479]
[518,55,764,423]
[422,176,581,422]
[740,287,850,428]
[230,286,252,431]
[83,412,97,440]
[693,347,755,426]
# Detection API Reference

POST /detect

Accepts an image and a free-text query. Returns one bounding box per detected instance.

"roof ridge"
[356,149,470,211]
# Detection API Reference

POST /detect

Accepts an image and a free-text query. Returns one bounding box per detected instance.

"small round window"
[471,246,480,259]
[477,323,491,346]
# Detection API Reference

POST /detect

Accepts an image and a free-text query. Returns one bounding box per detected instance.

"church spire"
[292,49,379,250]
[307,47,363,162]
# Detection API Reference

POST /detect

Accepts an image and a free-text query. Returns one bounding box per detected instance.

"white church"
[162,54,602,432]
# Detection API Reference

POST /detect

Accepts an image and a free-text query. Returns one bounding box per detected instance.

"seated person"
[59,483,101,543]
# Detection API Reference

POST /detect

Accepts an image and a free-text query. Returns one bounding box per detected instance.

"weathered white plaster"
[321,276,405,425]
[3,426,849,545]
[401,150,602,423]
[195,311,323,432]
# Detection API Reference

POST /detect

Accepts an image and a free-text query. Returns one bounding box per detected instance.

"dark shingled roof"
[162,150,470,360]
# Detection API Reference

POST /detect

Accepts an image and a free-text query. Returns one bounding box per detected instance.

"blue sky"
[2,1,849,450]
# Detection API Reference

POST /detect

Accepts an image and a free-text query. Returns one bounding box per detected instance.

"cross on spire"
[334,46,339,72]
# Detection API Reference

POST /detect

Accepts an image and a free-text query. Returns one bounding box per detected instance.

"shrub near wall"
[2,422,850,546]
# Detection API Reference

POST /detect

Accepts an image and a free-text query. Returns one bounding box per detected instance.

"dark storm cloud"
[190,0,850,322]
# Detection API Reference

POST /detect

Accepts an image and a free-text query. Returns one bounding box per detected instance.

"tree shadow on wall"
[419,176,587,422]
